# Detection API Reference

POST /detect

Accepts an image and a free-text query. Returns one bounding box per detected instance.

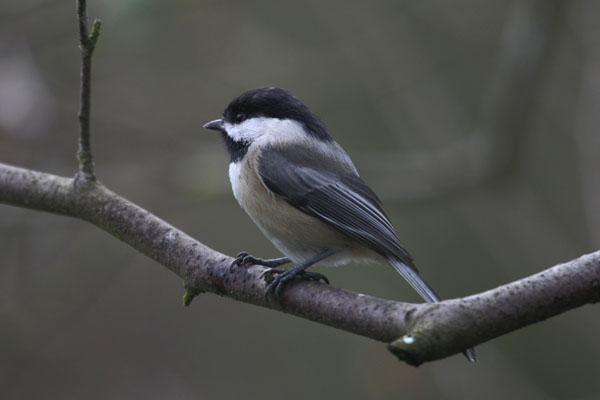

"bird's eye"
[235,113,246,123]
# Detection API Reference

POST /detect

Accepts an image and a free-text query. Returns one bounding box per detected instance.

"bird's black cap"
[223,87,332,142]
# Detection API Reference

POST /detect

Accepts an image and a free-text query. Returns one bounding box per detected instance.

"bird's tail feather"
[389,259,440,303]
[389,259,477,363]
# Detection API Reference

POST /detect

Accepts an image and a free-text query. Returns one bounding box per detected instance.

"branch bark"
[1,162,599,366]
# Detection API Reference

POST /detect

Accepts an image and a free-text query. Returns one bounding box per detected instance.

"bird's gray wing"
[257,145,416,270]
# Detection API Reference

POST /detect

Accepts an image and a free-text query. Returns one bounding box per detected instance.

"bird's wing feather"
[257,145,416,269]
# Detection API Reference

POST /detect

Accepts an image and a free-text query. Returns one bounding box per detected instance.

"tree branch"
[76,0,101,184]
[1,162,599,366]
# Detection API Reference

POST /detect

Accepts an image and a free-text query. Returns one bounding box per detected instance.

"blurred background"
[1,0,599,399]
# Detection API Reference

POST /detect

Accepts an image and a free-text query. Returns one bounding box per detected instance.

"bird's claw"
[234,252,253,266]
[264,267,329,298]
[234,252,290,268]
[299,271,329,284]
[219,252,248,279]
[221,252,290,280]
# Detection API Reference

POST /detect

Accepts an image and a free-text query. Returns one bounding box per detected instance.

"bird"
[204,87,476,362]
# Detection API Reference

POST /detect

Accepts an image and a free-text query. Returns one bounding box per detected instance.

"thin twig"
[75,0,101,185]
[1,162,599,366]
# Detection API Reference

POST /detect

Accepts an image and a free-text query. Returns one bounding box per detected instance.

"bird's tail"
[389,259,441,303]
[389,259,477,363]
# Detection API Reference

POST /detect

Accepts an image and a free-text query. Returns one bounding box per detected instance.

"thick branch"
[1,162,599,365]
[76,0,101,184]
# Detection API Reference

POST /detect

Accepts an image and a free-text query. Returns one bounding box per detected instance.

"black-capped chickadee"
[204,87,475,361]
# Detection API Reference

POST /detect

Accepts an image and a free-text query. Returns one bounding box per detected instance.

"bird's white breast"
[228,161,244,205]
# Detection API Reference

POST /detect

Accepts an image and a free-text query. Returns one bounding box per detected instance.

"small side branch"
[76,0,101,184]
[1,162,599,366]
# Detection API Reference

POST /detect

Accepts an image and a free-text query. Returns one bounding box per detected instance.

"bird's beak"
[203,119,224,132]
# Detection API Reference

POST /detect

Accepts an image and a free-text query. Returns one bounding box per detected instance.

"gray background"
[1,0,599,399]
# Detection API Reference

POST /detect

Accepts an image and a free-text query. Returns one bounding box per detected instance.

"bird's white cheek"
[224,119,264,142]
[223,117,307,144]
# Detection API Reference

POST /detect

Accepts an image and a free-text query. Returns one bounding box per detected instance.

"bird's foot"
[220,252,289,279]
[234,252,290,268]
[264,265,329,298]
